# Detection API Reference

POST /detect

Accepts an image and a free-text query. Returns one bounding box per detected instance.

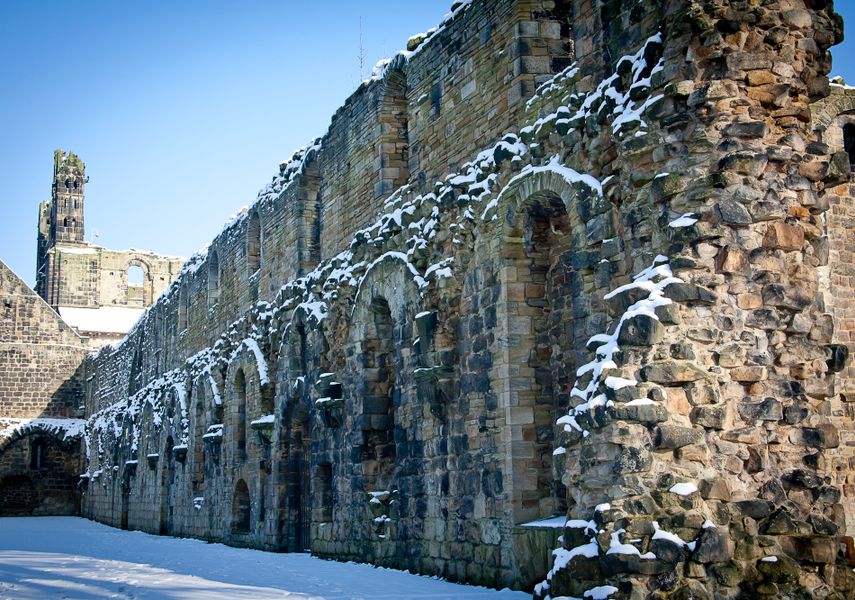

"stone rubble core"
[4,0,855,598]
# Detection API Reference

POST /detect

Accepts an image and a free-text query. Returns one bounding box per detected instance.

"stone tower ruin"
[2,1,855,598]
[34,150,185,347]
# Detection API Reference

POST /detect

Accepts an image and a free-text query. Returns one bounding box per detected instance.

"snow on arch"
[481,155,603,224]
[0,418,87,454]
[229,338,271,388]
[350,251,427,322]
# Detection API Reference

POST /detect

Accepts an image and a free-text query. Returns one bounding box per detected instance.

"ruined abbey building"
[36,150,184,348]
[2,0,855,598]
[0,150,182,515]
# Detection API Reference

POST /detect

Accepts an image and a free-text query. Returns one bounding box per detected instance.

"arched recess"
[247,210,262,275]
[159,435,175,535]
[374,63,409,200]
[299,151,322,274]
[0,430,82,516]
[191,377,209,492]
[274,306,327,552]
[226,343,272,466]
[208,248,221,308]
[126,257,152,305]
[233,368,248,462]
[119,416,136,530]
[232,478,252,533]
[178,282,190,331]
[141,400,159,463]
[487,167,598,524]
[347,255,424,495]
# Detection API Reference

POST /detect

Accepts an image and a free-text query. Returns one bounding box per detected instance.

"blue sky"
[1,2,854,288]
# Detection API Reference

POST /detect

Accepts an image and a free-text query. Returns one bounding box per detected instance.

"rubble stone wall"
[74,0,854,598]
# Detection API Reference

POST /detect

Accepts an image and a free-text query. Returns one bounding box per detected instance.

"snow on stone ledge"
[518,516,568,528]
[250,414,275,426]
[584,585,619,600]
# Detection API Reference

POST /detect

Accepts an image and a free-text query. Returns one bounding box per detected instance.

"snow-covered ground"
[0,517,528,599]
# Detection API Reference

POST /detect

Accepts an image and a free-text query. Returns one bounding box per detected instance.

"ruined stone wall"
[0,259,85,419]
[77,0,854,598]
[43,244,183,310]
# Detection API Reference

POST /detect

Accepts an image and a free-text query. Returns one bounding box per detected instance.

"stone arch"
[232,478,251,533]
[208,247,221,308]
[347,255,424,494]
[141,399,159,462]
[162,383,188,450]
[275,305,329,416]
[247,209,262,275]
[225,344,272,475]
[0,430,82,516]
[0,423,82,455]
[486,167,601,524]
[375,64,409,200]
[812,92,855,132]
[126,257,153,305]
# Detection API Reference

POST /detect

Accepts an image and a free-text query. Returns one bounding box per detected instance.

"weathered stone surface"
[762,222,804,251]
[738,398,782,421]
[653,424,702,449]
[641,362,708,384]
[692,528,734,563]
[2,2,854,599]
[617,314,664,346]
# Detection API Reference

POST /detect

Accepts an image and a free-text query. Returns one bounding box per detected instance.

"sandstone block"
[653,424,702,449]
[779,535,837,564]
[692,527,733,563]
[762,222,804,251]
[641,362,708,384]
[730,366,768,382]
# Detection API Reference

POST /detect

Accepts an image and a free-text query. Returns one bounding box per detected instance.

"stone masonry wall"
[43,245,183,311]
[0,259,86,419]
[76,1,854,598]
